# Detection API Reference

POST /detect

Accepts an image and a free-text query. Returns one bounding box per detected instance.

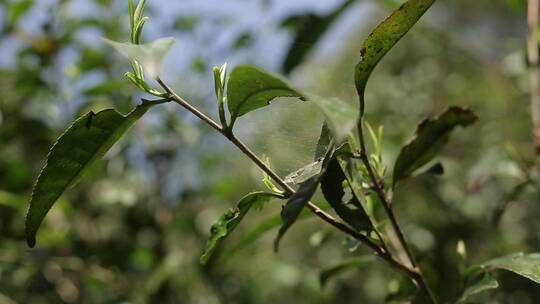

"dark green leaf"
[320,256,376,287]
[25,100,163,248]
[393,107,477,186]
[227,65,305,125]
[274,177,320,252]
[321,157,372,232]
[457,273,499,304]
[355,0,435,113]
[281,0,354,74]
[479,252,540,284]
[200,192,280,265]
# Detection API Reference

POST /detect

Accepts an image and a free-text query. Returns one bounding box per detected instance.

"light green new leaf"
[310,95,358,142]
[393,107,477,186]
[128,0,135,34]
[200,192,280,265]
[227,65,305,125]
[320,256,376,287]
[480,252,540,284]
[355,0,435,113]
[133,0,147,27]
[105,37,176,79]
[26,100,163,248]
[457,273,499,304]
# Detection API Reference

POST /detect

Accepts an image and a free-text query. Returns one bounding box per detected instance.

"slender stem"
[528,0,540,153]
[157,78,223,133]
[218,100,227,130]
[156,78,417,278]
[357,119,437,304]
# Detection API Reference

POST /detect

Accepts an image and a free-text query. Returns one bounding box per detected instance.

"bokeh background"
[1,0,539,303]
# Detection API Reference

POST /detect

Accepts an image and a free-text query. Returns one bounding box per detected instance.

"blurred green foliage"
[1,0,540,303]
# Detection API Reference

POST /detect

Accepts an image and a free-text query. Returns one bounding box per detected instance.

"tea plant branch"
[155,77,418,278]
[357,118,438,303]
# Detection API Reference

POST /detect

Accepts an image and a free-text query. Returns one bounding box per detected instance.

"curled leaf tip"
[26,234,36,248]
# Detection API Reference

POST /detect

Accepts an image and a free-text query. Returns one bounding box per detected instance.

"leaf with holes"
[26,100,163,248]
[355,0,435,113]
[393,107,477,186]
[227,65,305,125]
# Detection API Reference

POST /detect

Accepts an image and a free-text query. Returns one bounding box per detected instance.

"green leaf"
[319,256,376,287]
[393,106,477,186]
[129,0,148,44]
[213,62,228,104]
[226,65,305,125]
[309,95,359,142]
[273,177,320,252]
[479,252,540,284]
[105,37,176,79]
[214,62,228,126]
[133,17,149,45]
[133,0,147,26]
[128,0,135,35]
[355,0,435,113]
[321,156,372,232]
[281,0,354,74]
[200,192,280,265]
[457,273,499,304]
[25,100,164,248]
